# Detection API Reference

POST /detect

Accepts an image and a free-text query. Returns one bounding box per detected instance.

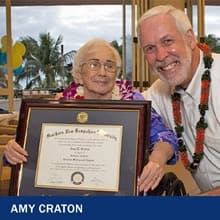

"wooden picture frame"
[9,99,151,196]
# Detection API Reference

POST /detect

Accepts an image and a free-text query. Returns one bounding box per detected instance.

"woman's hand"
[4,139,28,165]
[138,160,164,193]
[138,141,174,193]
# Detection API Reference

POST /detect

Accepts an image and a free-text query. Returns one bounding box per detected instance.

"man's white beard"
[153,45,192,87]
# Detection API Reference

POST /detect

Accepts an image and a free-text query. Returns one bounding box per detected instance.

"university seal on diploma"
[76,112,88,123]
[71,172,84,185]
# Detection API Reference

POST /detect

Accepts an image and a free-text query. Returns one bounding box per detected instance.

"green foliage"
[15,32,70,90]
[110,40,122,57]
[204,34,220,53]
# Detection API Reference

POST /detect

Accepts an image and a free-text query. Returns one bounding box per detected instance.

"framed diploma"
[9,99,151,196]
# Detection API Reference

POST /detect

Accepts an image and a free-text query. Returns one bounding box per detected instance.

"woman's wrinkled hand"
[138,160,164,193]
[4,139,28,165]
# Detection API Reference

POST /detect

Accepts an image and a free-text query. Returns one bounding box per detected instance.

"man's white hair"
[137,4,193,40]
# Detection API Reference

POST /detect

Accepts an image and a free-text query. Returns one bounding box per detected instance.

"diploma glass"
[9,99,151,196]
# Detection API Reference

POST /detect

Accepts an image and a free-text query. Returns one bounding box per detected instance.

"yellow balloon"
[13,42,26,56]
[1,35,8,53]
[12,53,22,69]
[1,35,25,69]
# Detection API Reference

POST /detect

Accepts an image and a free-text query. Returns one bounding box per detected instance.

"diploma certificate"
[10,99,151,196]
[35,123,123,192]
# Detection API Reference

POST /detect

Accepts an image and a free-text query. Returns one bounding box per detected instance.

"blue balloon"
[0,50,6,65]
[13,66,23,75]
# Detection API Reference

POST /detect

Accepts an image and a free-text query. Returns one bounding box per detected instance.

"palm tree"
[62,49,77,86]
[38,32,62,88]
[111,40,122,57]
[14,36,41,89]
[17,32,63,89]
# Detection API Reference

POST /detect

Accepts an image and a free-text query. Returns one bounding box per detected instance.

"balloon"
[13,66,23,75]
[11,42,26,68]
[1,35,8,52]
[13,42,26,56]
[12,54,22,69]
[0,35,26,74]
[0,50,6,65]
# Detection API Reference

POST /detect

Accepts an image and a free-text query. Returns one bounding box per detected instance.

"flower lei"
[62,79,134,100]
[171,43,213,173]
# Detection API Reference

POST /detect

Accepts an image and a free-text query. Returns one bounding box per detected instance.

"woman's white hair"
[72,38,121,83]
[137,4,193,40]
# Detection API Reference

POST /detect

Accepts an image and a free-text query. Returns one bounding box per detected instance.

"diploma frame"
[9,98,151,196]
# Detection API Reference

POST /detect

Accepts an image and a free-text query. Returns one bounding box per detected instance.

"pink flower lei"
[62,79,134,100]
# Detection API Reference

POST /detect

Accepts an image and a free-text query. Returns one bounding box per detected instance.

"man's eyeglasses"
[81,60,118,73]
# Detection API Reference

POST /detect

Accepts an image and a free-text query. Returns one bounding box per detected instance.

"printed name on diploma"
[10,203,83,214]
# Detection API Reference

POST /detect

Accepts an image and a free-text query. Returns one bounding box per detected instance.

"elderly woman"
[4,38,178,194]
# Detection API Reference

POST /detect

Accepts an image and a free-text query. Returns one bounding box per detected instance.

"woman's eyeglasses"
[81,60,118,73]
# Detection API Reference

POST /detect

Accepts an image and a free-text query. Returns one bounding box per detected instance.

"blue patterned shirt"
[133,91,178,164]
